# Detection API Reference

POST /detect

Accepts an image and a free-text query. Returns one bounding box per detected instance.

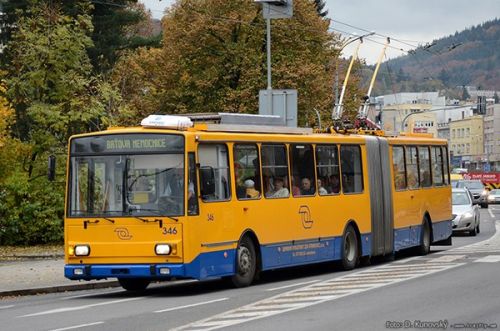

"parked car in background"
[452,188,480,236]
[488,189,500,204]
[455,180,489,208]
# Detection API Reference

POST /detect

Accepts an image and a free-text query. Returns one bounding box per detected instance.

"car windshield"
[491,189,500,195]
[457,181,483,190]
[452,192,471,205]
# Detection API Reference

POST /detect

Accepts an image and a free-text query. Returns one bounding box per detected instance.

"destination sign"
[71,134,184,154]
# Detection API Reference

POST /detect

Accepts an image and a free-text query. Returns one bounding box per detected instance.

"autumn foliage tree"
[0,1,121,244]
[113,0,341,126]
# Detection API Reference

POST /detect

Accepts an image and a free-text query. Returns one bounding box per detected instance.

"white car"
[452,188,480,236]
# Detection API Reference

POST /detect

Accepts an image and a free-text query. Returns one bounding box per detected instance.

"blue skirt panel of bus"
[432,220,453,242]
[259,234,371,271]
[393,220,452,252]
[65,232,377,281]
[65,250,236,280]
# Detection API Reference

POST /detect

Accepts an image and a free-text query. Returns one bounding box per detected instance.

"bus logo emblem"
[299,206,313,229]
[115,228,133,240]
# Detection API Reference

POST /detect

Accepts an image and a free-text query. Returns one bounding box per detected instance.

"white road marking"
[428,255,466,263]
[19,297,144,317]
[172,262,464,331]
[474,255,500,263]
[265,280,321,291]
[0,305,15,309]
[488,209,494,218]
[154,298,228,313]
[49,322,104,331]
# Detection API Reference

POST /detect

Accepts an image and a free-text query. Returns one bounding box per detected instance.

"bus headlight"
[74,245,90,256]
[155,244,171,255]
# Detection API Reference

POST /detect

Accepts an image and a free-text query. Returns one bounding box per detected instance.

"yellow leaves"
[0,80,15,148]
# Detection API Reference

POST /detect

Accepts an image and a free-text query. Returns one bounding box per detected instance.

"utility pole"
[255,0,293,116]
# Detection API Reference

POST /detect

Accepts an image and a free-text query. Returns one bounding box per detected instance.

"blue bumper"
[65,249,237,281]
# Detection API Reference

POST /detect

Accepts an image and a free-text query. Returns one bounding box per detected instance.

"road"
[1,207,499,331]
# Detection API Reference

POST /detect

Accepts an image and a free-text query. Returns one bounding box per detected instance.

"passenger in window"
[317,179,328,195]
[291,176,301,196]
[266,177,289,198]
[329,174,340,193]
[234,163,247,199]
[244,179,260,199]
[300,177,315,196]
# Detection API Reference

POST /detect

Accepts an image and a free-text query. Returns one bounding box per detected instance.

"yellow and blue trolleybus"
[63,114,452,290]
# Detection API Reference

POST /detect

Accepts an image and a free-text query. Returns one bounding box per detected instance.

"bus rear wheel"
[118,278,150,291]
[341,225,359,270]
[417,219,431,255]
[231,236,256,288]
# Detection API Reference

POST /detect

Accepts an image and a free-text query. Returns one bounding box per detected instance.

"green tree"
[113,0,342,127]
[1,1,120,245]
[461,85,470,100]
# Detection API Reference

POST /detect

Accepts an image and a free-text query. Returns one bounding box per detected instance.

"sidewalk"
[0,258,119,297]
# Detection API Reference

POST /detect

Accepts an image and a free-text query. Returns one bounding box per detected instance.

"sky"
[140,0,500,64]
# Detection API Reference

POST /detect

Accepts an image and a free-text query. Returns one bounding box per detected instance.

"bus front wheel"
[118,278,150,291]
[231,236,256,288]
[341,224,359,270]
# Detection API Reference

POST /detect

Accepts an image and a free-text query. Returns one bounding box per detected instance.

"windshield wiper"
[132,208,179,223]
[130,215,163,228]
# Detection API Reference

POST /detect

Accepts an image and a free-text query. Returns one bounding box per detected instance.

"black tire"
[469,225,477,236]
[476,223,480,234]
[118,278,150,291]
[231,236,257,288]
[481,203,488,209]
[341,224,359,270]
[417,219,431,255]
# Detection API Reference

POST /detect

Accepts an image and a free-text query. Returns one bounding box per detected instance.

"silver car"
[455,180,489,208]
[452,188,480,236]
[487,189,500,204]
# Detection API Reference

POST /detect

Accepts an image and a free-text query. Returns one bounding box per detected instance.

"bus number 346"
[162,227,177,235]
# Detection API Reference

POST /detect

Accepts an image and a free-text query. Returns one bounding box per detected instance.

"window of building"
[392,146,407,190]
[418,146,432,187]
[261,144,290,199]
[316,145,341,195]
[406,146,419,189]
[198,144,231,202]
[233,144,261,200]
[340,145,364,194]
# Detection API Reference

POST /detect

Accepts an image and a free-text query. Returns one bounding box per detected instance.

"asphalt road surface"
[1,207,499,331]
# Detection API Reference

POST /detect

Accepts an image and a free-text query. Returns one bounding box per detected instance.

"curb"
[0,280,120,298]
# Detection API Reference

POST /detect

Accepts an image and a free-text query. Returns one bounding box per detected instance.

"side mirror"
[48,155,56,181]
[199,166,215,197]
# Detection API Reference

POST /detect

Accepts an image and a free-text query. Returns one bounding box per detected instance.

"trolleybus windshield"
[68,134,185,218]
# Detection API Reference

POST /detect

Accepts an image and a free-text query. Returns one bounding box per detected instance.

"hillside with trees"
[374,18,500,96]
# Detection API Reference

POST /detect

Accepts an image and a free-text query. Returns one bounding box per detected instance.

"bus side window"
[431,146,444,186]
[290,144,316,197]
[418,146,432,188]
[442,146,450,185]
[261,144,290,199]
[392,146,407,190]
[233,144,261,200]
[188,152,199,215]
[340,145,364,194]
[198,144,231,202]
[316,145,340,195]
[406,146,419,189]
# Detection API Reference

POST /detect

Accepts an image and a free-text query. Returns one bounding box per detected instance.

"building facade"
[449,116,484,169]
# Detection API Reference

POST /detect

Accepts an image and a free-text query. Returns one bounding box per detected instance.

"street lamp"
[332,32,375,121]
